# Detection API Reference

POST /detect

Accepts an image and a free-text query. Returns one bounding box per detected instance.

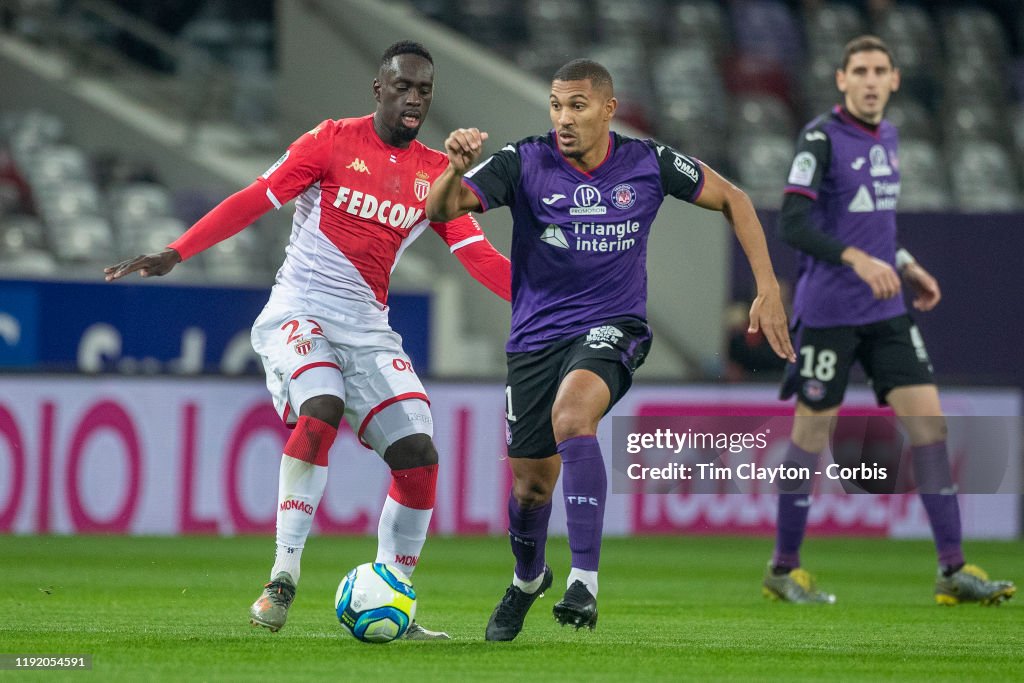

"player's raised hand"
[104,248,181,281]
[845,249,901,299]
[901,261,941,311]
[748,290,796,362]
[444,128,488,174]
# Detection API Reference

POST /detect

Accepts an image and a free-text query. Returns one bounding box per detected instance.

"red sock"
[388,463,438,510]
[284,416,337,466]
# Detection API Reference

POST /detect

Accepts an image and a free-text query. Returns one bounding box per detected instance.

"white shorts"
[250,297,432,454]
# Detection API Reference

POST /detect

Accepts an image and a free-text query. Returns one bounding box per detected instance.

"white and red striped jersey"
[258,115,495,307]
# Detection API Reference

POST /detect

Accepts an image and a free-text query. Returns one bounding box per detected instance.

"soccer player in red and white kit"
[105,41,511,639]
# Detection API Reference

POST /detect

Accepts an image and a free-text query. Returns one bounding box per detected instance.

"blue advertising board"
[0,279,430,375]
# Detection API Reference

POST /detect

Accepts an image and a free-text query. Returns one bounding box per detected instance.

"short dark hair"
[552,58,614,93]
[841,35,894,70]
[380,40,433,68]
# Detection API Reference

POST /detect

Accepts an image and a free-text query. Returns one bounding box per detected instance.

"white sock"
[270,454,328,584]
[513,572,546,594]
[375,495,432,578]
[568,568,598,597]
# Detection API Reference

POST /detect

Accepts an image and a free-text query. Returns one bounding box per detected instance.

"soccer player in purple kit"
[427,59,795,640]
[763,36,1015,605]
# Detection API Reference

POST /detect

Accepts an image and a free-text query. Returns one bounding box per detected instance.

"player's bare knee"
[299,395,345,428]
[903,416,947,446]
[513,477,554,507]
[383,433,438,471]
[551,409,598,444]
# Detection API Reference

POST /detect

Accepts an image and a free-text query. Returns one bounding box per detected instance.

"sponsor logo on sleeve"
[261,151,290,179]
[787,151,816,186]
[673,154,700,183]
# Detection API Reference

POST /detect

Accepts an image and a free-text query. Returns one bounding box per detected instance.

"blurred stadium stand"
[1,0,1023,386]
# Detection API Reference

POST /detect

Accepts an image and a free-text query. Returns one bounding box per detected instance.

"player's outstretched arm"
[104,248,181,280]
[102,180,274,282]
[694,163,795,362]
[426,128,488,222]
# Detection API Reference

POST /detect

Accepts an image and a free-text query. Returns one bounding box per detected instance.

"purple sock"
[772,442,820,570]
[913,441,964,569]
[559,435,606,572]
[507,491,551,582]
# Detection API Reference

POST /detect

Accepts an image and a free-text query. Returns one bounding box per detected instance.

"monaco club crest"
[414,170,430,201]
[293,337,316,356]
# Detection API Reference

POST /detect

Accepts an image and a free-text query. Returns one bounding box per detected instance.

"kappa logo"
[346,158,371,174]
[542,193,566,205]
[414,170,430,201]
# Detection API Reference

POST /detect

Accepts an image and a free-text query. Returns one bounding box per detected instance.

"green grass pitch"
[3,535,1022,681]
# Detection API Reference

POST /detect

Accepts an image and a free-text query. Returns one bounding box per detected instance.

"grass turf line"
[2,535,1021,682]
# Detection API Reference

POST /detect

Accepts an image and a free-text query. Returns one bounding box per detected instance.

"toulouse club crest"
[414,170,431,201]
[611,183,636,209]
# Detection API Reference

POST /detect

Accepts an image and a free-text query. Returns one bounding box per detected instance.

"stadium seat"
[592,0,659,45]
[729,133,793,210]
[730,93,795,139]
[47,214,115,263]
[36,180,103,224]
[667,0,730,58]
[0,215,47,254]
[119,215,188,257]
[948,141,1020,212]
[109,182,175,233]
[896,139,950,211]
[885,97,937,142]
[524,0,589,50]
[804,1,866,60]
[941,6,1009,65]
[587,44,653,131]
[873,4,942,109]
[729,0,803,78]
[458,0,522,52]
[942,100,1007,145]
[23,145,91,185]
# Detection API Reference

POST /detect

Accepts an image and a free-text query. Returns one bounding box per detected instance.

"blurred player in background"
[105,40,511,638]
[427,58,794,641]
[765,35,1015,605]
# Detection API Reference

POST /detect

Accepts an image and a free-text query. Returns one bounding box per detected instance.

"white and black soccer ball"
[335,562,416,643]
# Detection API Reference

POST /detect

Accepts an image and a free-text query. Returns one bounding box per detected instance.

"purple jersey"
[784,106,905,327]
[462,131,705,351]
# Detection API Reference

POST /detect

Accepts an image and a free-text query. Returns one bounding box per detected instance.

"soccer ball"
[335,562,416,643]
